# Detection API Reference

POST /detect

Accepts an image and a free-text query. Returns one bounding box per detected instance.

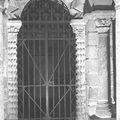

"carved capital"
[95,18,112,33]
[7,20,22,33]
[70,19,85,36]
[95,18,111,27]
[84,10,115,23]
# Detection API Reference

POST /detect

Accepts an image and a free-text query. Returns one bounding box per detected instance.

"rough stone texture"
[7,20,21,120]
[70,19,88,120]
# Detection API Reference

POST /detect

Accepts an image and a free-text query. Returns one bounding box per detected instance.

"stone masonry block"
[87,32,99,45]
[86,59,98,73]
[86,46,98,58]
[87,73,99,86]
[89,86,99,100]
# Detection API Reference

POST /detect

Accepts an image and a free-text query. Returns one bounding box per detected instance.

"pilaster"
[7,20,21,120]
[95,18,112,118]
[70,19,88,120]
[84,10,115,118]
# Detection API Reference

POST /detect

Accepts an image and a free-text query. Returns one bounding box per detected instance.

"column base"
[88,101,97,116]
[96,101,111,118]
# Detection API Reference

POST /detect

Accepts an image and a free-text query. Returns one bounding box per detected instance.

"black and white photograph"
[0,0,117,120]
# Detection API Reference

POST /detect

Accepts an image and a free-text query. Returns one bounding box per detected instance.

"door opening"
[17,0,76,119]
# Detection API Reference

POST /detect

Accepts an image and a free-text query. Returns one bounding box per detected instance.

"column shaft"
[86,20,99,116]
[95,18,112,118]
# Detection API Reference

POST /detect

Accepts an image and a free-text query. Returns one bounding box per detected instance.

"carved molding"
[95,18,112,33]
[95,18,112,27]
[83,11,113,33]
[7,20,22,33]
[7,20,21,120]
[70,19,88,120]
[83,10,115,23]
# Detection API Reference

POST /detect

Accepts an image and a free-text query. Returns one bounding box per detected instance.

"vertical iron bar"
[58,39,60,119]
[69,38,72,118]
[34,39,36,118]
[22,29,24,119]
[39,39,41,119]
[28,40,30,119]
[45,24,49,117]
[63,37,66,118]
[52,39,55,117]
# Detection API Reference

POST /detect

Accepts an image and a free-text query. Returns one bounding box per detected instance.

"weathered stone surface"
[86,46,98,59]
[86,59,98,73]
[96,19,111,118]
[87,32,99,45]
[87,73,99,86]
[89,86,99,100]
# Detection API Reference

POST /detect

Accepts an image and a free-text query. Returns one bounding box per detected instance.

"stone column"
[70,19,88,120]
[0,5,4,120]
[95,18,112,118]
[86,19,99,116]
[114,0,120,119]
[7,20,21,120]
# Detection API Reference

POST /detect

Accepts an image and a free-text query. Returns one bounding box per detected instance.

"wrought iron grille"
[17,0,76,119]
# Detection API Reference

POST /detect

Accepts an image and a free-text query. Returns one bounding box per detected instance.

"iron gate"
[17,0,76,119]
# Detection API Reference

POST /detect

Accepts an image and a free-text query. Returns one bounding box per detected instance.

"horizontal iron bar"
[18,84,77,87]
[22,21,70,24]
[18,38,74,41]
[18,117,76,120]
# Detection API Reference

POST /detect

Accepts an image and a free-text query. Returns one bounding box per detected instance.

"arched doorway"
[17,0,76,119]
